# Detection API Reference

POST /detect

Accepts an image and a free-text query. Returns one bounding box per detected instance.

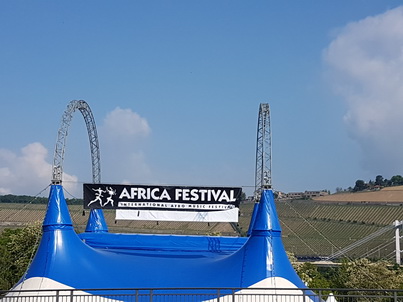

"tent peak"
[43,185,73,230]
[250,189,281,236]
[85,209,109,233]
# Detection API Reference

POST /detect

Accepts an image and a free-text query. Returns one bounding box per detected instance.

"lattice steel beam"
[52,100,101,185]
[254,103,272,199]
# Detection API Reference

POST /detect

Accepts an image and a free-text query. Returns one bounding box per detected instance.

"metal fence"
[2,288,403,302]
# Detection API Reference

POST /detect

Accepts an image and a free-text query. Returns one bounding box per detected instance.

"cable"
[279,199,396,290]
[279,218,319,256]
[282,200,340,253]
[361,240,395,259]
[1,184,50,222]
[63,186,79,200]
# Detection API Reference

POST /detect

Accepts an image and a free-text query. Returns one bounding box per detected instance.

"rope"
[2,184,50,222]
[361,239,394,259]
[282,200,340,252]
[281,199,392,290]
[279,218,319,256]
[63,186,79,200]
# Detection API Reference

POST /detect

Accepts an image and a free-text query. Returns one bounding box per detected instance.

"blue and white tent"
[12,185,317,300]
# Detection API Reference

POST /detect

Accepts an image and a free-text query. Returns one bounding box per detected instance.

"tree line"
[336,174,403,193]
[290,255,403,293]
[0,194,82,205]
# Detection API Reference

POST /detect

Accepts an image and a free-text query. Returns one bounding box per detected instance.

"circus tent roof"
[13,185,315,300]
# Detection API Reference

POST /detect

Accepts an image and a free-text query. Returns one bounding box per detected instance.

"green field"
[1,199,402,260]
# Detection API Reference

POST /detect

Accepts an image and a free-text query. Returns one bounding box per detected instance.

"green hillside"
[1,199,402,260]
[0,203,239,236]
[241,200,403,260]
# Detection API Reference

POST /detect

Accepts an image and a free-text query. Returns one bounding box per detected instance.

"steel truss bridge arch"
[52,100,100,185]
[254,103,272,200]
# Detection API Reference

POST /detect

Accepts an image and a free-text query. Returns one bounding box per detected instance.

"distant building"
[285,192,304,199]
[304,190,329,198]
[278,190,329,200]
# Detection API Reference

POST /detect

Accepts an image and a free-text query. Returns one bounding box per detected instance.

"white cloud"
[0,142,78,196]
[323,6,403,175]
[102,107,151,142]
[99,107,153,184]
[0,107,153,196]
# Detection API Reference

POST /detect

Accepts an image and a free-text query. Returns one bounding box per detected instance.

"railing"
[2,287,403,302]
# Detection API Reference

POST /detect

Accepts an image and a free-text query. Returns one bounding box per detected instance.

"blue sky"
[1,1,403,197]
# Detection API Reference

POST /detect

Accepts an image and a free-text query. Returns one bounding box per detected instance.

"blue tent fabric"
[43,185,73,228]
[251,190,282,233]
[15,185,315,299]
[80,232,247,256]
[85,209,109,233]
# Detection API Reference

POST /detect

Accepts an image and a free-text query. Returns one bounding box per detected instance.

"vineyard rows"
[1,199,402,260]
[275,201,403,226]
[238,200,402,259]
[0,204,237,236]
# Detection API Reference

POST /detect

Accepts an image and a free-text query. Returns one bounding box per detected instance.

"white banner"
[115,208,239,222]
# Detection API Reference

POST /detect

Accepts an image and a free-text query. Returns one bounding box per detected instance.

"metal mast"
[395,220,402,265]
[52,100,101,185]
[254,103,272,199]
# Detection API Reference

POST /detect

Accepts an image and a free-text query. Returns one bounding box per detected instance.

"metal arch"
[51,100,101,185]
[254,103,272,200]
